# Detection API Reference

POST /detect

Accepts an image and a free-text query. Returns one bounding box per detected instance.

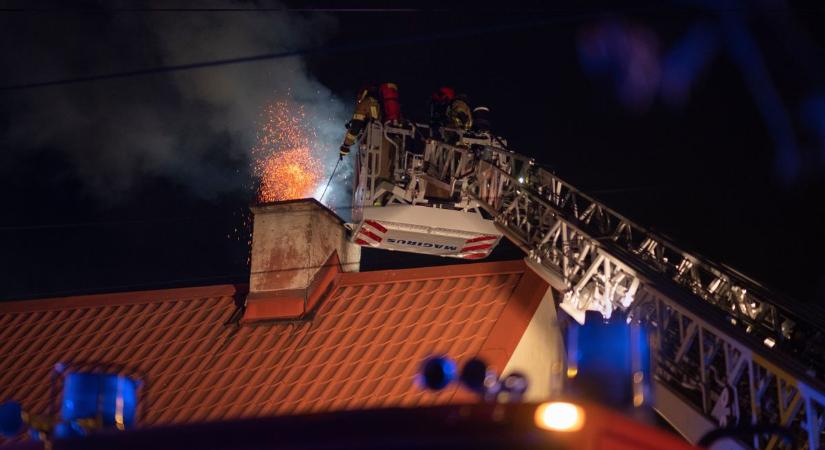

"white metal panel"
[365,205,499,235]
[355,205,502,258]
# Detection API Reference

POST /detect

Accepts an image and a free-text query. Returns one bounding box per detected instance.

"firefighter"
[439,92,472,145]
[340,85,381,159]
[428,86,455,138]
[472,106,491,134]
[379,82,402,124]
[446,93,473,130]
[377,82,403,183]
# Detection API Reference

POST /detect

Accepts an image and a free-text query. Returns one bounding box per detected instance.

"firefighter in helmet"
[376,82,405,184]
[472,106,491,134]
[428,86,455,138]
[340,85,381,158]
[379,82,402,124]
[446,93,473,131]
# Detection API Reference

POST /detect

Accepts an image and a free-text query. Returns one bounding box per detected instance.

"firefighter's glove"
[339,145,350,158]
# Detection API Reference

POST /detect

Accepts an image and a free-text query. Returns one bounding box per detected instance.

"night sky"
[1,1,824,307]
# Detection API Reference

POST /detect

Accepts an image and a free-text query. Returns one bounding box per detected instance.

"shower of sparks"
[253,99,324,203]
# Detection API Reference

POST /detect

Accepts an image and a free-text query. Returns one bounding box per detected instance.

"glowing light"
[313,183,331,200]
[518,176,525,184]
[534,402,585,432]
[763,337,776,348]
[115,377,125,431]
[632,371,645,407]
[621,292,634,307]
[253,99,324,203]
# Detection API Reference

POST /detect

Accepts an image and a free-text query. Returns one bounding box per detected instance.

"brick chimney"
[243,199,360,322]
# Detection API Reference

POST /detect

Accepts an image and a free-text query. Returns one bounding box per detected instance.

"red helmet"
[432,86,455,102]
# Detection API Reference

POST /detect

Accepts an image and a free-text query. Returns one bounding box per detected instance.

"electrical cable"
[0,16,580,91]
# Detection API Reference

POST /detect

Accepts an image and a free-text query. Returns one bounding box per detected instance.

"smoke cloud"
[0,1,347,202]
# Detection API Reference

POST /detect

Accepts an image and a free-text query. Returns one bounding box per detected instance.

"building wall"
[502,287,565,401]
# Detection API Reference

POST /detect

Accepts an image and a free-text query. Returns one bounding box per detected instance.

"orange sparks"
[253,99,324,203]
[257,146,321,202]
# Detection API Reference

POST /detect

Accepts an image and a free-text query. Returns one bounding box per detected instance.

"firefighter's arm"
[341,95,376,157]
[347,114,367,135]
[341,110,368,156]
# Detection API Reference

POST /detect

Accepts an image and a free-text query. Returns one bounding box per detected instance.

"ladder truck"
[348,120,825,450]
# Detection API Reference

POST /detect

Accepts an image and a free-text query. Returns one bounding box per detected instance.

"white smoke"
[0,0,347,202]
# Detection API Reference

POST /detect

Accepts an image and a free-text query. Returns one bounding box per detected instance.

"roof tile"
[0,260,546,442]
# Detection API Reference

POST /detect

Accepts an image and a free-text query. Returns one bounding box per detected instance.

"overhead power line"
[0,7,427,12]
[5,5,810,91]
[0,16,577,91]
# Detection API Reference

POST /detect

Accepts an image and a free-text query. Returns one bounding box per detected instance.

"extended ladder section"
[350,121,825,449]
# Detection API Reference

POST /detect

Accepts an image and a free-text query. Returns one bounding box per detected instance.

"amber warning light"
[534,402,586,432]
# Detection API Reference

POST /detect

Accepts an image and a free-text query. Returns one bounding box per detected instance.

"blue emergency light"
[420,356,457,391]
[57,372,139,436]
[459,358,489,394]
[564,311,652,409]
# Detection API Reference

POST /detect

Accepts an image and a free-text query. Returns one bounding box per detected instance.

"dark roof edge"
[0,284,247,314]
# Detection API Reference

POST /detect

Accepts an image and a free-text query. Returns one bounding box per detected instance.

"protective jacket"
[446,97,473,130]
[428,87,455,136]
[341,88,381,155]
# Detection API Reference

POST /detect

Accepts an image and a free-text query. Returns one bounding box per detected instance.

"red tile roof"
[0,259,547,437]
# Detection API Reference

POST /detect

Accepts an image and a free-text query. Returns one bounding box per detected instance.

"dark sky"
[1,1,825,306]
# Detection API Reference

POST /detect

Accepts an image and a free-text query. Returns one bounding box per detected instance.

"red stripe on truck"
[359,229,383,243]
[364,220,388,233]
[460,253,488,259]
[464,235,498,244]
[460,244,493,252]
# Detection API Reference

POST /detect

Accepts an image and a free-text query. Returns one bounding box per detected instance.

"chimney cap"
[251,198,344,225]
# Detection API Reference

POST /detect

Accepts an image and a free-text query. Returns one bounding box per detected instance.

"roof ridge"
[339,259,526,286]
[0,260,527,314]
[0,284,244,314]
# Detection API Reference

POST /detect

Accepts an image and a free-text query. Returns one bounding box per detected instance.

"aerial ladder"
[348,120,825,450]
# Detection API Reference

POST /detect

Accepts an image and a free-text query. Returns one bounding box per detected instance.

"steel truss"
[363,123,825,449]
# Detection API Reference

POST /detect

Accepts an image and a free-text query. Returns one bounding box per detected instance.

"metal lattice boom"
[361,122,825,449]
